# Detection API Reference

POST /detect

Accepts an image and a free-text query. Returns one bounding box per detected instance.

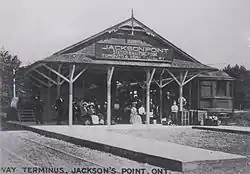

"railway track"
[0,148,37,174]
[18,135,121,173]
[1,134,121,174]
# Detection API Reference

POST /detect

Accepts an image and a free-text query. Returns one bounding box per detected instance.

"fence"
[179,110,208,125]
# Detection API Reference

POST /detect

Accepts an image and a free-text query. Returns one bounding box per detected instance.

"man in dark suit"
[34,96,44,124]
[55,97,64,125]
[163,92,172,122]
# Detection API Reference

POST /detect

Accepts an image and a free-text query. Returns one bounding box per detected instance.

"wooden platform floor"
[6,121,248,173]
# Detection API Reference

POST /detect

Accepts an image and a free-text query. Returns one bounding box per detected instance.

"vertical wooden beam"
[82,80,85,99]
[159,75,163,121]
[212,81,217,108]
[226,81,230,97]
[146,69,150,125]
[69,81,73,126]
[47,70,52,121]
[142,87,145,106]
[232,81,235,115]
[197,79,200,109]
[189,81,192,109]
[107,67,114,126]
[179,72,184,112]
[68,65,75,126]
[57,65,62,98]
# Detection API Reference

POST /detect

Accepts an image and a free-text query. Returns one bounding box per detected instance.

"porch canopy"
[22,15,217,126]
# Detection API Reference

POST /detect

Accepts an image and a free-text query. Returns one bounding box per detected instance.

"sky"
[0,0,250,69]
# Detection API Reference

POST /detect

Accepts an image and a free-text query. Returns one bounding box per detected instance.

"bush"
[228,111,250,126]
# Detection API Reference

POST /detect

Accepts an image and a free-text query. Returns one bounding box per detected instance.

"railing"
[179,110,208,125]
[17,109,36,122]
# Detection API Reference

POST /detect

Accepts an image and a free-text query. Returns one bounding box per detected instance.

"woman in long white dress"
[129,102,142,124]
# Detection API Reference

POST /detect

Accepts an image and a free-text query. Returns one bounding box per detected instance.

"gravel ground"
[0,131,179,174]
[109,128,250,173]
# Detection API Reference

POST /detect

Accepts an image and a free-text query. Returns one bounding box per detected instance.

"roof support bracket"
[73,65,88,83]
[33,69,58,85]
[28,79,42,88]
[183,73,200,86]
[147,68,156,85]
[108,66,115,84]
[43,64,70,83]
[29,74,50,87]
[166,69,181,86]
[69,65,76,82]
[161,79,175,88]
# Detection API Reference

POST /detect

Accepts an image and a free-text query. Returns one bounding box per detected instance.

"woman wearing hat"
[80,101,91,125]
[87,103,99,125]
[129,102,142,124]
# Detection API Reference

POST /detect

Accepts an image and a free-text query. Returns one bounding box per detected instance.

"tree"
[223,64,250,109]
[0,48,21,107]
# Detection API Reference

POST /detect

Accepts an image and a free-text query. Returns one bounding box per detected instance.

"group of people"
[32,91,186,126]
[55,97,106,125]
[163,91,187,125]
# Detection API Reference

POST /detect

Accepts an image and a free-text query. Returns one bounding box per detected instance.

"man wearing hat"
[55,96,64,125]
[80,101,91,125]
[73,98,81,123]
[33,96,44,124]
[163,91,172,124]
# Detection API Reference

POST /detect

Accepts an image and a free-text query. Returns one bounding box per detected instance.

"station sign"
[95,43,173,61]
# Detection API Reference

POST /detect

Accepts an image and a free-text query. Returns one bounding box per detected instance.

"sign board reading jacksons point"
[95,43,173,61]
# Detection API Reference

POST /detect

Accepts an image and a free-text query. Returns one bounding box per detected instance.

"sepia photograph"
[0,0,250,173]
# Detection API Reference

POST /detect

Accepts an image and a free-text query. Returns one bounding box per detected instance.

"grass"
[227,111,250,126]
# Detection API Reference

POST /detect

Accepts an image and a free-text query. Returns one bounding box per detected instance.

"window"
[216,81,227,96]
[228,82,233,97]
[200,81,212,97]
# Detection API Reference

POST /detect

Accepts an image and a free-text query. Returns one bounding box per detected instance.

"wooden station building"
[21,15,234,125]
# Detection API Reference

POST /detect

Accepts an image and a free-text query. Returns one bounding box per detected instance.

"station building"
[19,15,234,125]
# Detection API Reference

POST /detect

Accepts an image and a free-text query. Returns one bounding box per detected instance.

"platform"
[192,125,250,134]
[6,121,247,173]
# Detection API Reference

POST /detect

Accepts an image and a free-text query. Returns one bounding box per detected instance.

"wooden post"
[142,87,145,106]
[146,69,151,125]
[232,81,235,115]
[189,81,192,109]
[47,72,52,120]
[107,67,114,125]
[179,72,184,112]
[68,65,75,126]
[69,81,73,126]
[82,80,85,99]
[197,79,200,109]
[159,75,163,121]
[57,65,62,98]
[226,81,230,97]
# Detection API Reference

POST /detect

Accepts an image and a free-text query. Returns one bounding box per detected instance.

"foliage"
[223,64,250,109]
[0,48,21,107]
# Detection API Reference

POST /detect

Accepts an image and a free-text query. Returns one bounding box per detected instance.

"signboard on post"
[95,43,173,62]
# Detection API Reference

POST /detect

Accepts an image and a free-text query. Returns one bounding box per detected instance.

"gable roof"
[53,16,201,64]
[197,71,235,80]
[41,53,215,71]
[23,15,217,73]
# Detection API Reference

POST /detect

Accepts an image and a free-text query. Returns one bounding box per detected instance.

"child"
[171,100,179,125]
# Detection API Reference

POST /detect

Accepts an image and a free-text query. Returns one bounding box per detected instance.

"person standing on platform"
[112,102,121,124]
[73,98,81,123]
[138,102,146,124]
[129,102,142,124]
[163,91,172,124]
[55,96,64,125]
[171,100,179,125]
[34,96,44,125]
